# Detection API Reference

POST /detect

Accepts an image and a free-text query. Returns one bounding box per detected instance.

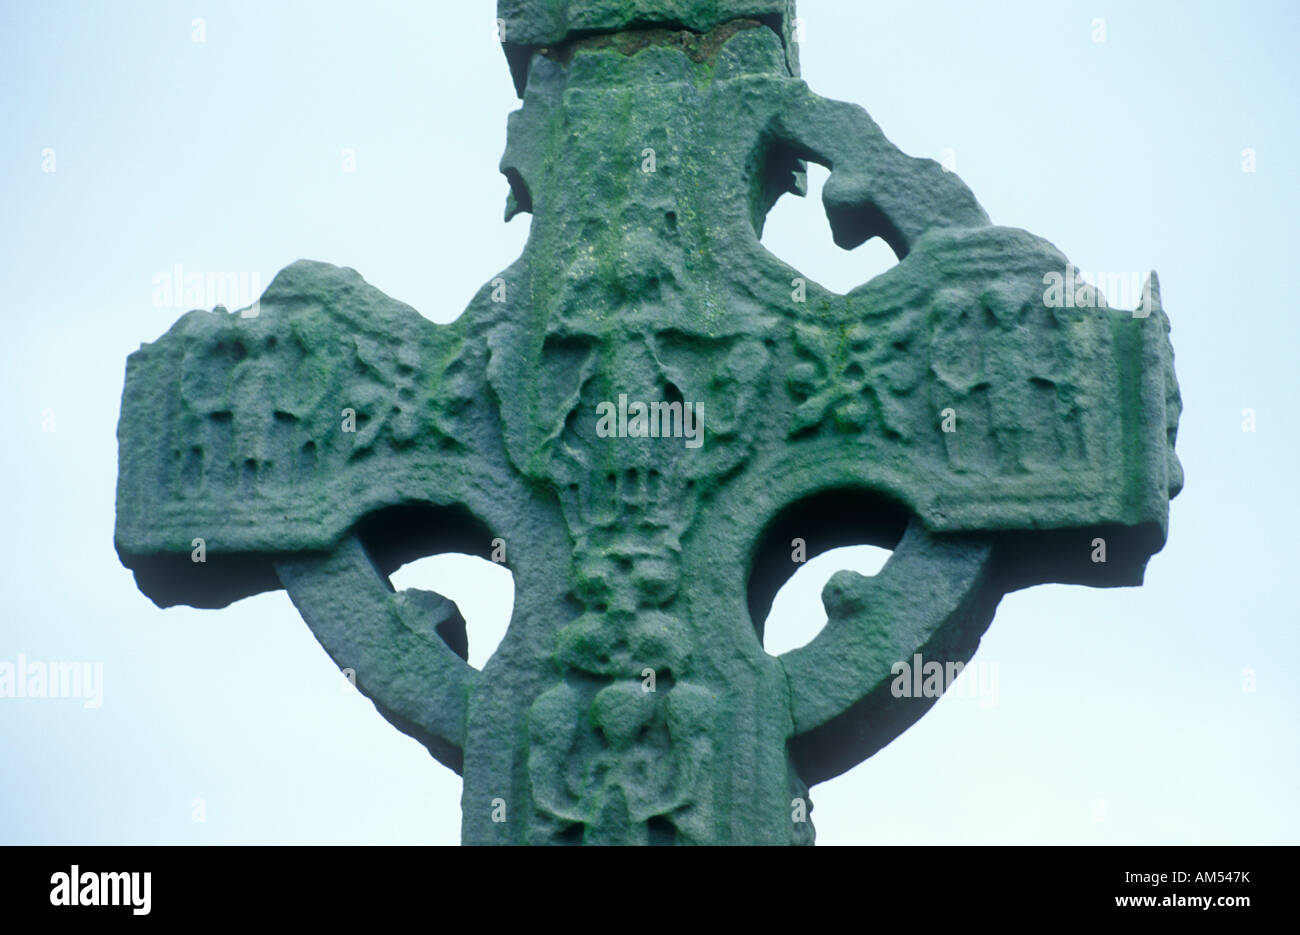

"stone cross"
[116,0,1182,844]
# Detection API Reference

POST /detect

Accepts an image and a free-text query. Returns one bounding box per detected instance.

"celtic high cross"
[116,0,1182,844]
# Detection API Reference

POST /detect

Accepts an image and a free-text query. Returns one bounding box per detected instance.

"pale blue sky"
[1,0,1296,844]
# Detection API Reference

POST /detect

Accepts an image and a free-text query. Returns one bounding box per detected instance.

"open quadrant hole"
[760,162,899,296]
[760,544,893,655]
[389,554,514,671]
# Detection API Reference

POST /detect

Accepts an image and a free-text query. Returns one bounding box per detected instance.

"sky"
[1,0,1297,844]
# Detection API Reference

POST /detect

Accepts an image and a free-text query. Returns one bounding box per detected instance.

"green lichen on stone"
[116,0,1181,844]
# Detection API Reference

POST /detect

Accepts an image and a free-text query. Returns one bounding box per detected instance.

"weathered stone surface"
[115,1,1181,844]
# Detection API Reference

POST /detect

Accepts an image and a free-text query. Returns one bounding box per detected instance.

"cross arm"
[114,259,497,608]
[114,259,506,771]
